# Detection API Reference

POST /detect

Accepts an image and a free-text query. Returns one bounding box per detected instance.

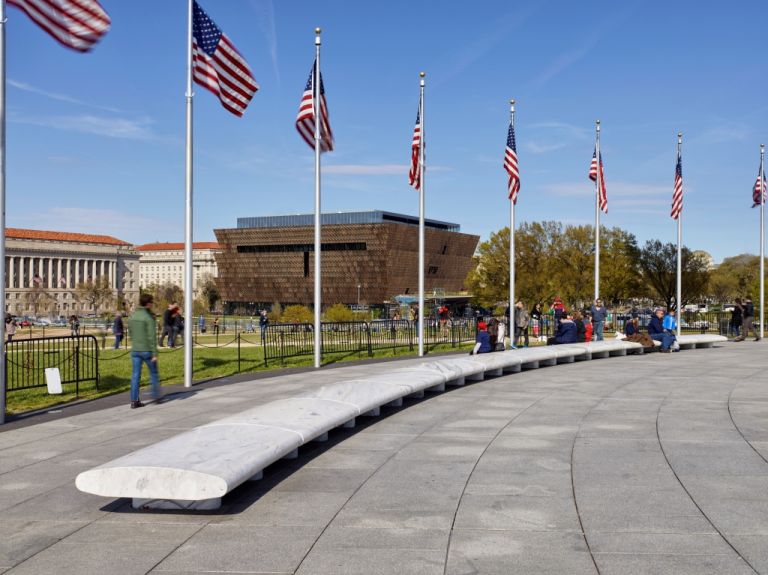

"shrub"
[280,304,313,323]
[323,303,355,322]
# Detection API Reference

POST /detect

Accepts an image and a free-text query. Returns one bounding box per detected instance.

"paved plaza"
[1,342,767,574]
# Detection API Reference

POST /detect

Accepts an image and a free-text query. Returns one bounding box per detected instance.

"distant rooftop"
[237,210,461,232]
[6,228,131,246]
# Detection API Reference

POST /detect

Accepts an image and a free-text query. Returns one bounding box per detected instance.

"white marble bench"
[74,336,712,511]
[650,334,728,350]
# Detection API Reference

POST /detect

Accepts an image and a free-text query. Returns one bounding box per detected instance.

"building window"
[441,245,448,255]
[303,252,310,278]
[428,266,439,275]
[237,242,367,254]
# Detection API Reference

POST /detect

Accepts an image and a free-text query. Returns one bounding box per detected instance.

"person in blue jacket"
[648,308,674,352]
[547,311,578,345]
[474,321,492,354]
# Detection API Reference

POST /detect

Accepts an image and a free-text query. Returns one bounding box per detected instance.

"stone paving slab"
[1,342,768,574]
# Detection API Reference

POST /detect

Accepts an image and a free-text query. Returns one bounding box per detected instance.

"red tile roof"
[6,228,131,246]
[135,242,220,251]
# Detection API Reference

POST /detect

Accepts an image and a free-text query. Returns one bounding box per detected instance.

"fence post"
[237,333,241,373]
[74,340,80,398]
[94,337,100,390]
[366,323,372,357]
[280,331,285,366]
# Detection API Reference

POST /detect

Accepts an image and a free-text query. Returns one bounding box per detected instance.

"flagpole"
[594,120,601,301]
[760,143,765,339]
[183,0,194,388]
[509,99,515,346]
[313,28,322,368]
[676,132,682,338]
[0,0,7,423]
[418,72,425,357]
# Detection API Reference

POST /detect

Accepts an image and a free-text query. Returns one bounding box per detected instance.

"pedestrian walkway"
[1,342,766,574]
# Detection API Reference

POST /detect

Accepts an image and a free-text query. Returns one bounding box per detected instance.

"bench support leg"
[467,373,484,381]
[313,432,329,442]
[343,418,356,428]
[283,449,299,460]
[557,356,575,364]
[408,390,425,399]
[446,376,465,386]
[387,398,403,407]
[363,407,381,416]
[428,382,446,392]
[133,497,221,511]
[522,361,539,369]
[248,471,264,481]
[503,364,521,373]
[487,368,503,377]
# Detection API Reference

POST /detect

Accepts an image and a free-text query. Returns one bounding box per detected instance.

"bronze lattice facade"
[214,211,479,308]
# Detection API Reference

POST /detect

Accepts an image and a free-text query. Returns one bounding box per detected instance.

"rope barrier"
[5,351,75,370]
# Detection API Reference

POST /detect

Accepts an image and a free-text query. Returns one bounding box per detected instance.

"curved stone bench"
[650,334,728,350]
[74,337,706,511]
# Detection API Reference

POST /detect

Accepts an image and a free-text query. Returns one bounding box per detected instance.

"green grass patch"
[5,341,476,416]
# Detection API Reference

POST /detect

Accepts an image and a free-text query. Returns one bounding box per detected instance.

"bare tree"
[75,276,114,316]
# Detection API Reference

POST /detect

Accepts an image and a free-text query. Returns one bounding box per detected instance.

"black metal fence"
[261,319,482,365]
[5,335,100,394]
[612,311,757,336]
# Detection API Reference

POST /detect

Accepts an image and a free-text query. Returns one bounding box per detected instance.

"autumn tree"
[74,276,114,316]
[141,282,184,313]
[199,273,220,312]
[707,254,763,302]
[637,240,710,310]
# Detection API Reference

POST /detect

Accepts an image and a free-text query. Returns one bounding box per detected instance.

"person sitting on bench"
[547,311,577,345]
[648,308,674,352]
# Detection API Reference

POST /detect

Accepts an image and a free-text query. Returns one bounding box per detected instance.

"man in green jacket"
[128,293,161,408]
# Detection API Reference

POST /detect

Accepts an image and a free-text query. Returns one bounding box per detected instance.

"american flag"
[589,148,608,213]
[504,120,520,203]
[671,151,683,219]
[192,1,258,117]
[8,0,110,52]
[753,167,766,208]
[296,60,334,152]
[408,104,422,190]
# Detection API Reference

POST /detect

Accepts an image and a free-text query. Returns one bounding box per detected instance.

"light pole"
[357,284,361,307]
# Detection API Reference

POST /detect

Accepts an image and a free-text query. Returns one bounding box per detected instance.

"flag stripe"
[8,0,110,51]
[588,149,608,213]
[409,102,422,190]
[753,168,766,208]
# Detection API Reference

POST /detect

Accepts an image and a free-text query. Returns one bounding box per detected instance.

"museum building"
[214,210,479,310]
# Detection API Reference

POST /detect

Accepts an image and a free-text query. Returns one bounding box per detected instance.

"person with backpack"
[514,301,530,347]
[735,297,759,341]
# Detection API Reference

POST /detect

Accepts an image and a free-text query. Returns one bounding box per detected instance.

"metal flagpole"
[183,0,194,388]
[418,72,425,357]
[313,28,322,368]
[594,120,601,301]
[509,99,515,348]
[760,144,766,338]
[676,133,682,338]
[0,0,7,423]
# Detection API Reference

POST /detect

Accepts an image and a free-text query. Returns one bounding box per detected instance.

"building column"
[65,259,71,289]
[8,256,14,289]
[74,259,80,286]
[47,258,54,289]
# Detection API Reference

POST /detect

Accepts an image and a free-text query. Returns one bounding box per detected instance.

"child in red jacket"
[584,315,594,342]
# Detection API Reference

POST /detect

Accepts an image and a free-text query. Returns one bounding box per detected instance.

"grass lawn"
[5,340,477,416]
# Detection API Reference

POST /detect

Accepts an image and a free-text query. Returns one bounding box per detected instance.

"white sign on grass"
[45,368,63,394]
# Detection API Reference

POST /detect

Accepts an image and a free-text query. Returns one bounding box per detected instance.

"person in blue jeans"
[112,312,124,349]
[128,293,161,408]
[647,308,674,352]
[590,298,607,341]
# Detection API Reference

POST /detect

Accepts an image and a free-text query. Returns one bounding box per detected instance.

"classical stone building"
[135,242,220,297]
[4,228,140,316]
[214,210,479,310]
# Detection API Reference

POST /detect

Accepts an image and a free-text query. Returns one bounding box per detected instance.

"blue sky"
[6,0,767,262]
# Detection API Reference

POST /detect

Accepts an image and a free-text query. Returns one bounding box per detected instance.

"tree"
[600,227,642,306]
[24,284,54,317]
[637,240,710,310]
[199,273,220,312]
[708,254,763,302]
[142,282,184,313]
[75,276,114,316]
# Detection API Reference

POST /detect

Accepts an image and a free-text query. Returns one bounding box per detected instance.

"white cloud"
[543,181,675,198]
[10,113,156,140]
[524,141,568,155]
[8,79,122,113]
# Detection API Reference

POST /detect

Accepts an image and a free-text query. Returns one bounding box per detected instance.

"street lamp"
[357,284,361,307]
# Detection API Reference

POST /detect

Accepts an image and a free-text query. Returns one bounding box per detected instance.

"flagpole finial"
[315,27,322,34]
[315,27,321,44]
[596,119,600,132]
[420,71,426,78]
[510,99,515,105]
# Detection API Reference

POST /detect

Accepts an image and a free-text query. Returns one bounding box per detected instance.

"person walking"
[736,297,759,341]
[259,310,269,340]
[530,303,543,341]
[69,315,80,337]
[590,298,607,341]
[128,293,161,409]
[5,314,17,342]
[514,301,530,347]
[198,314,206,334]
[159,303,175,347]
[213,317,220,336]
[113,312,124,349]
[730,299,744,339]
